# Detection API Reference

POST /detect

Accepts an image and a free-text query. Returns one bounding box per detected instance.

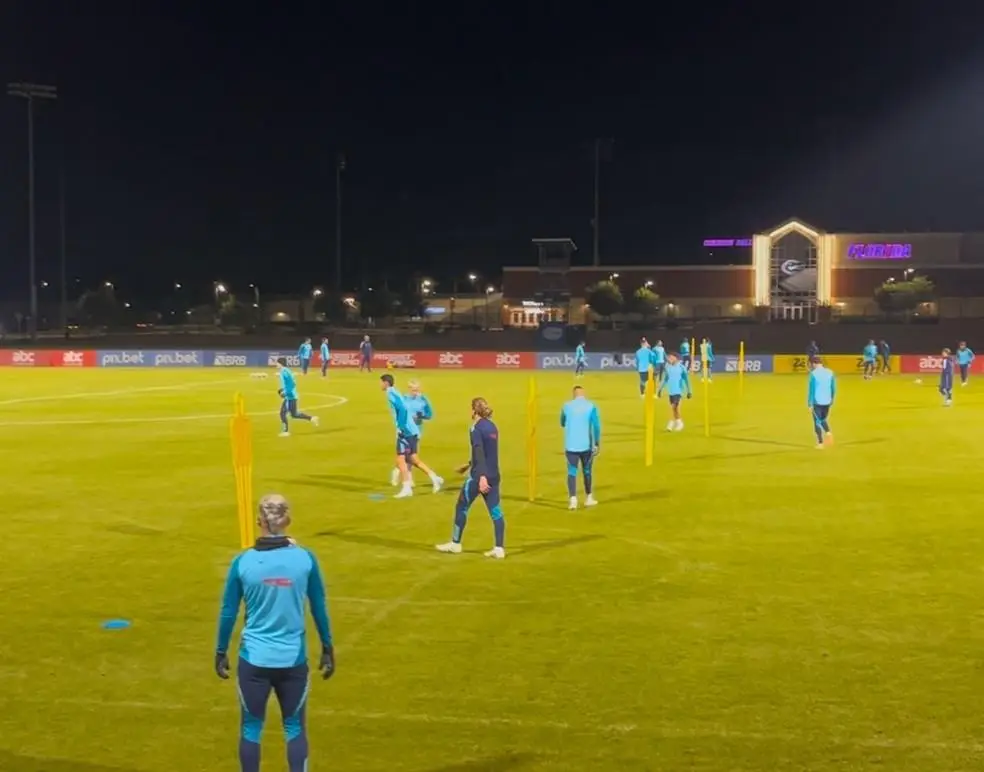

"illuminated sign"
[703,238,752,247]
[847,243,912,260]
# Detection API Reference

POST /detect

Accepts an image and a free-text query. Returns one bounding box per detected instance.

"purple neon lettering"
[847,243,912,260]
[703,238,752,247]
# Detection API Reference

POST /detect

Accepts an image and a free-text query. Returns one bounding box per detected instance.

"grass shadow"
[0,751,133,772]
[507,534,605,557]
[292,473,394,494]
[424,752,538,771]
[107,522,164,536]
[314,528,436,553]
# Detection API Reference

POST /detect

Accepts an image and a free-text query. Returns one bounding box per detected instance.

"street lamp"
[468,273,477,282]
[174,282,182,290]
[609,272,620,281]
[8,82,57,340]
[312,288,324,298]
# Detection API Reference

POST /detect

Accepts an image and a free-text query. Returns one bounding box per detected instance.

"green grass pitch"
[1,366,983,771]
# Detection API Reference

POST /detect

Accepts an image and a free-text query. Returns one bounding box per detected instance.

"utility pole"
[335,153,345,291]
[7,82,57,340]
[59,171,67,332]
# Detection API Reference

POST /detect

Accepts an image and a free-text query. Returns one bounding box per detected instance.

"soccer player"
[574,341,587,378]
[390,379,434,487]
[680,338,691,371]
[956,341,974,386]
[651,339,666,382]
[862,339,877,380]
[701,337,715,382]
[276,357,318,437]
[561,385,601,510]
[319,337,330,377]
[878,339,891,374]
[657,351,692,431]
[298,338,313,376]
[214,494,335,772]
[806,340,820,359]
[635,338,653,397]
[380,374,443,498]
[940,348,954,405]
[359,335,373,372]
[807,356,835,448]
[436,397,506,559]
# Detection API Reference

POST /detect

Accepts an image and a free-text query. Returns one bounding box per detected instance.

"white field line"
[332,595,540,606]
[0,378,248,407]
[11,695,984,751]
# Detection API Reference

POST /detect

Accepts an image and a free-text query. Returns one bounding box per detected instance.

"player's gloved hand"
[215,652,230,680]
[592,445,600,457]
[320,645,336,680]
[414,413,424,425]
[686,393,692,400]
[277,388,285,398]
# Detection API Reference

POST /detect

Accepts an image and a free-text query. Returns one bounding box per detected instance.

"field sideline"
[1,367,983,771]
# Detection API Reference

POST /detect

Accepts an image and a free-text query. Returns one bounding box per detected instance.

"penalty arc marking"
[0,393,349,427]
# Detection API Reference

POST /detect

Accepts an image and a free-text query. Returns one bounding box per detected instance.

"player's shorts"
[638,371,650,385]
[812,404,831,421]
[565,450,593,471]
[396,434,419,458]
[282,398,299,416]
[960,364,969,378]
[668,394,682,406]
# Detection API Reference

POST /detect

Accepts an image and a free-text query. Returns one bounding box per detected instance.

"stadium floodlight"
[7,82,57,340]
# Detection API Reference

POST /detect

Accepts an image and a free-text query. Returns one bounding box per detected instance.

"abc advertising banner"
[537,352,773,373]
[0,349,97,367]
[433,351,533,369]
[900,354,984,374]
[774,354,900,375]
[98,350,203,367]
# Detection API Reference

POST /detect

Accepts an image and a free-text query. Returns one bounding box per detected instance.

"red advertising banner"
[901,354,984,374]
[0,349,97,367]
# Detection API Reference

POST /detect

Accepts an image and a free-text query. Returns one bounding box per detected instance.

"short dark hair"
[276,356,288,367]
[380,373,395,387]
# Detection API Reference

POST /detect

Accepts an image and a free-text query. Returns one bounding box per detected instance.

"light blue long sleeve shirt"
[862,343,877,362]
[575,344,586,362]
[298,342,313,360]
[320,342,330,360]
[560,396,601,452]
[957,347,975,365]
[635,347,652,373]
[279,368,298,400]
[659,362,691,397]
[387,387,419,437]
[651,345,665,364]
[216,540,333,668]
[808,366,836,406]
[403,394,433,437]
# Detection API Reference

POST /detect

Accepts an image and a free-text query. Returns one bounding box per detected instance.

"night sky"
[2,3,984,303]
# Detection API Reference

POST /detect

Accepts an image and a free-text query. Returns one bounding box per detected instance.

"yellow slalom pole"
[738,340,745,397]
[644,369,656,466]
[230,394,255,549]
[527,376,538,501]
[701,342,710,437]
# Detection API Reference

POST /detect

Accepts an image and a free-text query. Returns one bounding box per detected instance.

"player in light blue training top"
[298,338,313,376]
[635,338,654,397]
[276,357,317,437]
[651,340,666,381]
[381,373,442,498]
[215,494,335,772]
[680,338,691,371]
[319,337,330,377]
[807,356,835,448]
[574,342,587,378]
[956,341,974,386]
[862,339,877,380]
[560,385,601,510]
[658,351,692,431]
[391,379,436,488]
[700,337,715,382]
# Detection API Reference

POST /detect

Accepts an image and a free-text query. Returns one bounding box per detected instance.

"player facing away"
[956,341,974,386]
[657,352,692,431]
[574,341,587,378]
[806,340,820,359]
[807,356,835,448]
[214,494,335,772]
[297,338,313,375]
[635,338,653,397]
[561,385,601,510]
[437,397,506,559]
[878,339,891,374]
[700,337,715,382]
[680,338,691,371]
[940,348,954,405]
[651,339,666,381]
[380,374,443,498]
[359,335,373,372]
[862,340,877,380]
[390,379,435,487]
[276,358,318,437]
[319,337,330,377]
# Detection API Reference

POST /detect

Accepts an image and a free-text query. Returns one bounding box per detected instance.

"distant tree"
[77,285,119,326]
[187,304,216,325]
[313,290,348,323]
[584,280,624,320]
[218,294,253,327]
[358,286,396,321]
[874,275,935,316]
[631,286,660,320]
[397,286,425,318]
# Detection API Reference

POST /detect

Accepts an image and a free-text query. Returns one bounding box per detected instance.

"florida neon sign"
[703,238,752,247]
[847,243,912,260]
